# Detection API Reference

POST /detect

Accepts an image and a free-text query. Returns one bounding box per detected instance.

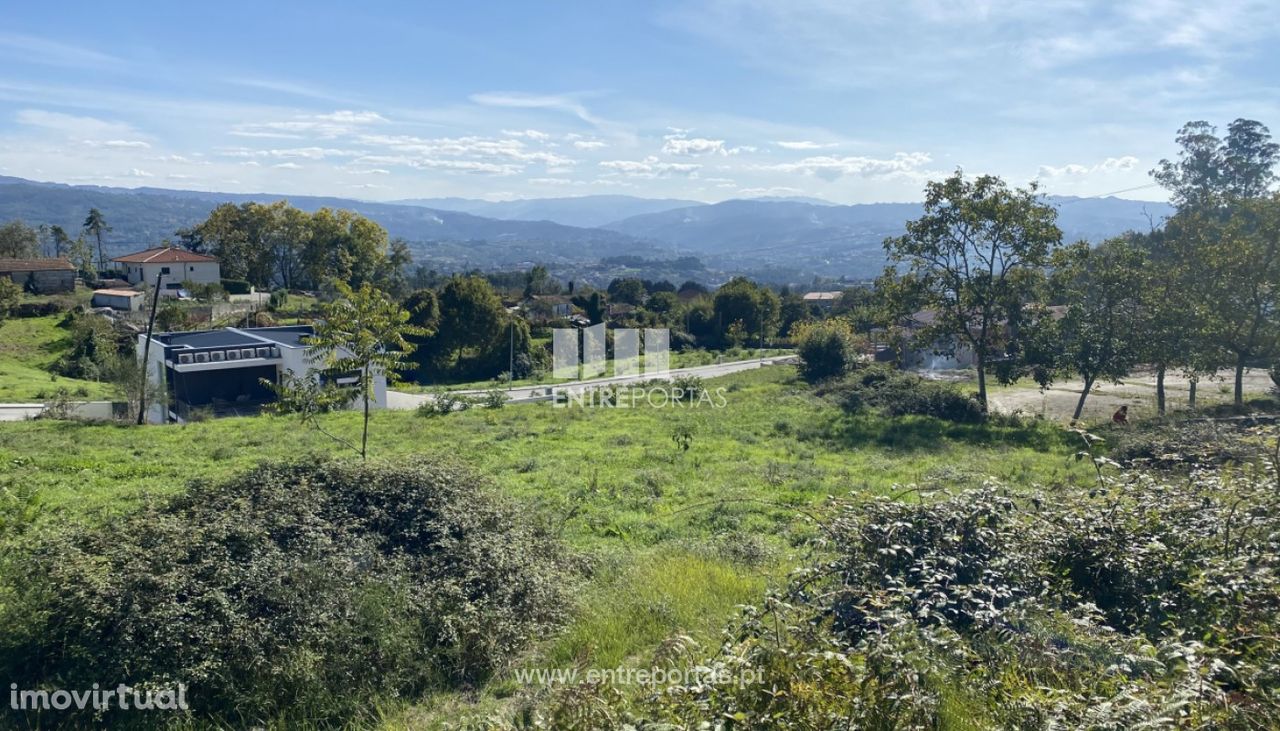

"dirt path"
[987,368,1275,423]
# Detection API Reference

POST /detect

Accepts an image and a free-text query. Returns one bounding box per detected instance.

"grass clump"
[0,458,576,729]
[820,365,985,423]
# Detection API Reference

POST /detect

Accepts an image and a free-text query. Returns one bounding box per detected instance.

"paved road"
[384,355,797,410]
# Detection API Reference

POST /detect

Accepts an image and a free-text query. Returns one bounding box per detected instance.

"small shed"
[0,258,76,294]
[92,288,145,311]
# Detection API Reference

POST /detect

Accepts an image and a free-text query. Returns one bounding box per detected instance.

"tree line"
[864,118,1279,418]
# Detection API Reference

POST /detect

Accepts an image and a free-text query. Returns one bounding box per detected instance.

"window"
[189,266,195,272]
[161,266,171,275]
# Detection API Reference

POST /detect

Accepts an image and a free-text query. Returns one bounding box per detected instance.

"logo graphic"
[550,326,725,409]
[552,324,669,380]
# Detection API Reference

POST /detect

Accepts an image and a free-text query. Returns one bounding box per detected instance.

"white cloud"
[0,32,124,69]
[573,139,608,150]
[126,168,153,178]
[1037,155,1139,178]
[273,162,302,169]
[599,156,701,177]
[15,109,137,139]
[759,151,933,181]
[230,110,388,140]
[776,140,836,150]
[470,91,602,126]
[528,177,575,185]
[502,128,551,141]
[663,135,726,156]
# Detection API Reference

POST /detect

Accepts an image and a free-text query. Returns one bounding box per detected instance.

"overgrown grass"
[0,365,1097,728]
[0,314,115,402]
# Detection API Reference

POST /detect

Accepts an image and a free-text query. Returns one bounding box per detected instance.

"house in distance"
[110,247,220,292]
[137,325,387,423]
[0,258,76,294]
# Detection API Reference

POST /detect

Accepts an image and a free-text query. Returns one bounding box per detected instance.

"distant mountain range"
[0,175,1174,281]
[390,194,703,229]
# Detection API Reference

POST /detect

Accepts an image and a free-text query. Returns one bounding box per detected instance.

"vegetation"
[0,459,573,728]
[882,171,1062,410]
[270,282,424,459]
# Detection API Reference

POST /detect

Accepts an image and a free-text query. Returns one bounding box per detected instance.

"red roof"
[111,247,218,264]
[0,258,75,272]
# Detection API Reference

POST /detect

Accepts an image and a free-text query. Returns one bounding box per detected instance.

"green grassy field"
[0,365,1095,727]
[0,313,116,402]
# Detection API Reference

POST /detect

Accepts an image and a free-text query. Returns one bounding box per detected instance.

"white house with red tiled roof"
[111,246,221,289]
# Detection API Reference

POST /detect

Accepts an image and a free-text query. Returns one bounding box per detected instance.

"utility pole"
[136,272,164,425]
[509,318,515,383]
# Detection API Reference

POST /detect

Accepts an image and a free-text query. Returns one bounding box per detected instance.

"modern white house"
[137,325,387,423]
[111,247,221,290]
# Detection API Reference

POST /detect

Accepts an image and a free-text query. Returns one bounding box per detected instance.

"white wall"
[127,261,221,287]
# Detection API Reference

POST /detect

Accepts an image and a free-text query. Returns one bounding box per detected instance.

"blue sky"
[1,0,1277,203]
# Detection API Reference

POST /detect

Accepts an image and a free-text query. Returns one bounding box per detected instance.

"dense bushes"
[821,365,985,422]
[0,459,575,727]
[793,319,862,383]
[220,278,251,295]
[519,452,1280,729]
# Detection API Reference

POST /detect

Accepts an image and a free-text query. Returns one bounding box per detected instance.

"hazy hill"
[0,177,657,265]
[605,196,1176,254]
[390,194,703,228]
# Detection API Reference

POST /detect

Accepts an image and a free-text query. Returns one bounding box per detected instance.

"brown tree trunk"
[1189,378,1197,409]
[1156,365,1166,416]
[1072,375,1095,423]
[976,353,988,412]
[361,366,371,460]
[1234,354,1246,406]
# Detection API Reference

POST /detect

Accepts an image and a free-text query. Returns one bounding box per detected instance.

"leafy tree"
[0,220,40,258]
[1153,119,1279,206]
[713,277,780,348]
[793,319,862,383]
[646,291,679,316]
[571,290,607,325]
[522,264,560,297]
[608,277,647,305]
[82,208,111,272]
[1171,197,1280,405]
[883,171,1061,410]
[0,278,18,324]
[1048,239,1149,421]
[68,235,95,280]
[678,280,708,298]
[435,275,505,364]
[284,282,424,459]
[48,225,73,258]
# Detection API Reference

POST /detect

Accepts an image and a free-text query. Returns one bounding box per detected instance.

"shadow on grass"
[822,412,1072,453]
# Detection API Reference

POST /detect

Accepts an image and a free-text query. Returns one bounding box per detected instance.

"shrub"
[822,365,985,422]
[793,319,862,383]
[0,459,574,727]
[518,457,1280,729]
[220,278,251,295]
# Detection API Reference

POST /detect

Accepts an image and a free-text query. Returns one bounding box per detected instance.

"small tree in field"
[273,282,423,459]
[884,171,1061,410]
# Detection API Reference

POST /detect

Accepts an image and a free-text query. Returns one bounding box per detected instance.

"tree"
[0,278,19,324]
[291,282,424,459]
[68,236,96,281]
[82,208,111,272]
[0,220,40,258]
[1153,119,1279,206]
[883,171,1061,410]
[1173,197,1280,405]
[608,277,647,306]
[435,275,505,365]
[1049,239,1148,421]
[49,225,73,258]
[793,319,862,383]
[712,277,780,347]
[571,290,607,325]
